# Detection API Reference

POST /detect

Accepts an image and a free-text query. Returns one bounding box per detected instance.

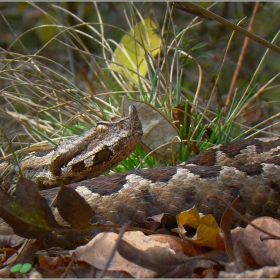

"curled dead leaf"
[123,98,182,163]
[230,217,280,267]
[176,206,221,248]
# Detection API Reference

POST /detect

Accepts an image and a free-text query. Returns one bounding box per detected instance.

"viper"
[1,105,280,246]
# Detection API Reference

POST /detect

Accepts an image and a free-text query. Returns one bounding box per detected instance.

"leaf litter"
[0,176,279,277]
[1,107,280,277]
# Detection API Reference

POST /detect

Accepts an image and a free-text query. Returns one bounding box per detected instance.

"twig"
[177,2,280,54]
[224,2,260,115]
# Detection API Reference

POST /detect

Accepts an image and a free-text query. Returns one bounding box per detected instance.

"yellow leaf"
[176,206,221,248]
[111,17,161,85]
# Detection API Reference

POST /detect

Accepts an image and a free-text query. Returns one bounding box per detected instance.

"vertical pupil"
[98,125,107,133]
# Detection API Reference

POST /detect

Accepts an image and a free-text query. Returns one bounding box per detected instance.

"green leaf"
[20,263,32,273]
[10,264,23,273]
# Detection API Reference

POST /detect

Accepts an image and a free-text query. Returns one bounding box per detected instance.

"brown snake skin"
[0,105,143,189]
[2,137,280,246]
[43,138,280,236]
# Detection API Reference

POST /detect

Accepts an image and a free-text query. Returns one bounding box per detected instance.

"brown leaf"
[75,231,197,278]
[117,232,197,278]
[117,237,196,278]
[123,98,181,163]
[230,238,256,273]
[14,238,44,264]
[39,255,72,274]
[39,254,93,278]
[75,231,157,278]
[219,265,280,278]
[150,234,203,256]
[231,217,280,267]
[57,184,93,228]
[145,213,175,231]
[0,233,25,248]
[0,177,63,239]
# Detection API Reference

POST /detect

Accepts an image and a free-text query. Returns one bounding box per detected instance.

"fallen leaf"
[228,238,257,273]
[230,217,280,267]
[3,238,44,278]
[39,255,72,275]
[117,235,197,278]
[56,184,93,228]
[219,265,280,278]
[0,234,25,248]
[75,231,156,278]
[0,177,64,239]
[75,231,196,278]
[145,213,175,231]
[176,206,221,248]
[150,234,203,256]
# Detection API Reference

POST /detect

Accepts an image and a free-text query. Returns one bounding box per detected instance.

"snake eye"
[97,124,109,134]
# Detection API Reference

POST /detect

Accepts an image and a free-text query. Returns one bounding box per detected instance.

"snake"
[1,106,280,246]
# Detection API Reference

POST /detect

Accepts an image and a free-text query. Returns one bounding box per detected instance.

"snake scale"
[1,105,280,246]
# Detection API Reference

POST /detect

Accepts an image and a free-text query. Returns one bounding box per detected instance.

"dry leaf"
[150,234,203,256]
[57,184,93,228]
[0,234,25,249]
[0,177,64,239]
[75,231,157,278]
[240,98,262,124]
[39,255,72,275]
[3,238,44,277]
[75,231,194,278]
[123,98,181,163]
[219,265,280,278]
[145,213,175,231]
[117,234,196,277]
[229,238,257,273]
[176,206,221,248]
[230,217,280,267]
